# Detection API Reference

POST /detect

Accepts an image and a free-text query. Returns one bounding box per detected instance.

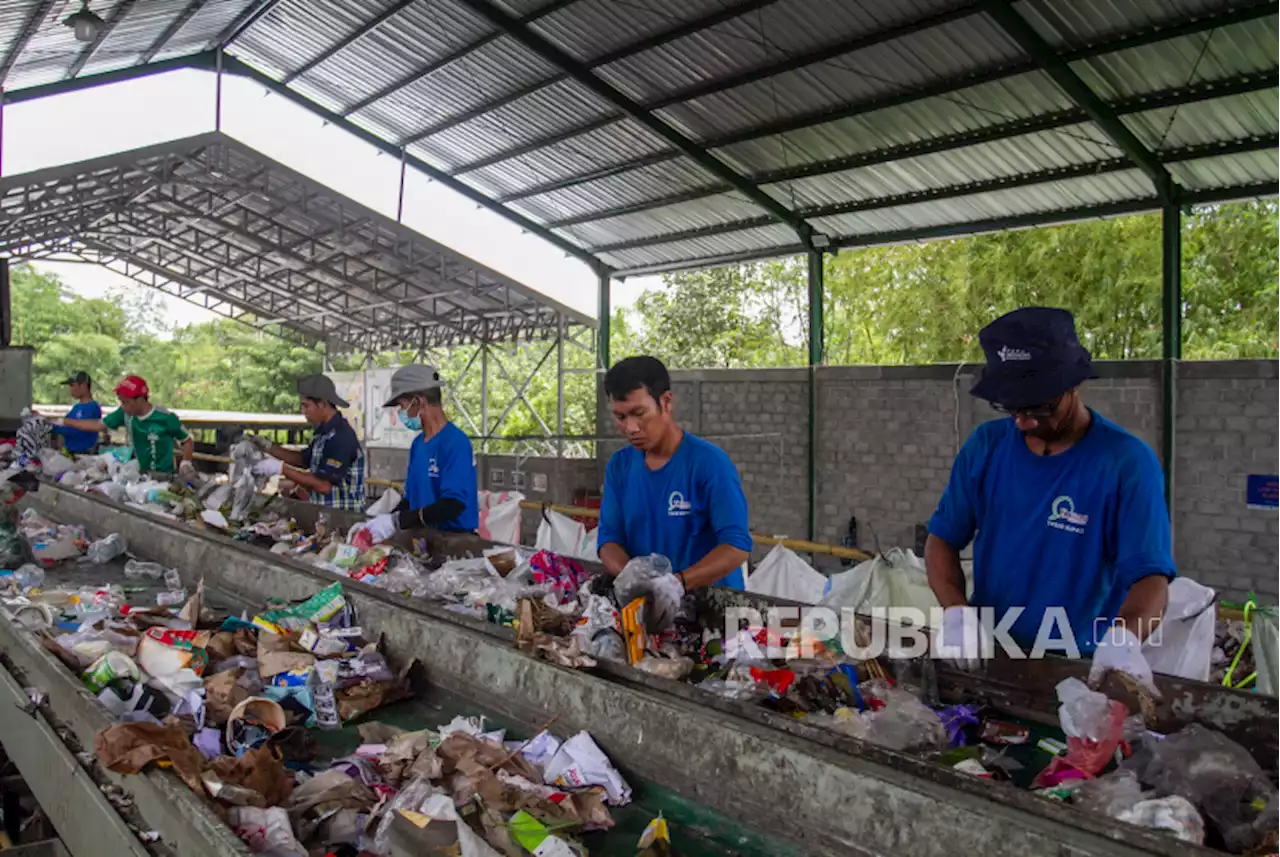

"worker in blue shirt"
[53,371,101,454]
[354,364,478,544]
[598,356,753,631]
[926,307,1173,693]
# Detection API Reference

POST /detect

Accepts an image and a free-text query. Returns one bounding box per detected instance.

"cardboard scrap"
[206,745,293,807]
[94,721,205,793]
[204,669,252,727]
[282,768,375,823]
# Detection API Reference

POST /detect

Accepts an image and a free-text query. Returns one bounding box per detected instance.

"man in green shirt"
[61,375,196,478]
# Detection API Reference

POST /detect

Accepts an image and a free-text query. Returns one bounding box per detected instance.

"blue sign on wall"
[1246,474,1279,510]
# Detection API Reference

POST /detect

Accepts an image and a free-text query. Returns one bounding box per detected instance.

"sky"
[2,68,655,331]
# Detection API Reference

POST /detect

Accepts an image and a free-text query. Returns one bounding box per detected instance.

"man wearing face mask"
[597,356,752,632]
[926,307,1174,693]
[353,365,478,544]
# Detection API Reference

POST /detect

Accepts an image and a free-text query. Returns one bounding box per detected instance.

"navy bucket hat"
[970,307,1097,409]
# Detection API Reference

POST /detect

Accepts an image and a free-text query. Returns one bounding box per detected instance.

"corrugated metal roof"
[1,0,1275,276]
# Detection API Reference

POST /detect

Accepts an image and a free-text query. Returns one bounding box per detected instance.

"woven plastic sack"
[1253,605,1278,696]
[477,490,523,544]
[747,544,829,604]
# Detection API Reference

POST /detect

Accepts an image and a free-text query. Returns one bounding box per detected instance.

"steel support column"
[597,270,611,370]
[480,341,490,456]
[1161,203,1182,516]
[556,315,566,459]
[807,249,824,541]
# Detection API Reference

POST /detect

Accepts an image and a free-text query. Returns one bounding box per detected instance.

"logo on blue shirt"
[1047,495,1089,534]
[428,457,439,478]
[667,491,691,517]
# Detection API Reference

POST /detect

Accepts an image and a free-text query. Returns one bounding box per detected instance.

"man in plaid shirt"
[248,375,366,510]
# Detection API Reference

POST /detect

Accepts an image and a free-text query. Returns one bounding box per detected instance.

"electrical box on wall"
[511,471,526,489]
[490,469,504,486]
[532,473,548,493]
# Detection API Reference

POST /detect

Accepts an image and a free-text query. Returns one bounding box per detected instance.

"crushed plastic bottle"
[163,568,183,591]
[83,533,128,565]
[13,564,45,590]
[124,560,165,580]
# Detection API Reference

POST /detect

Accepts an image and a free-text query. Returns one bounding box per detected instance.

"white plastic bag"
[581,525,600,562]
[747,544,829,604]
[228,806,307,856]
[367,487,402,517]
[818,547,939,614]
[1056,677,1111,742]
[478,490,524,544]
[1142,577,1216,681]
[535,508,587,556]
[542,731,632,805]
[40,450,74,477]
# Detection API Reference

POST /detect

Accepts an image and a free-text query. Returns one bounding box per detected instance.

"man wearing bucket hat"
[352,364,478,545]
[926,307,1174,693]
[246,374,366,510]
[60,375,196,478]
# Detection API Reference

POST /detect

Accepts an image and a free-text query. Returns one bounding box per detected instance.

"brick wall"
[618,360,1279,599]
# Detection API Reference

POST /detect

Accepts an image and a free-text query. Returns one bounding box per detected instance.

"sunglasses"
[991,393,1066,419]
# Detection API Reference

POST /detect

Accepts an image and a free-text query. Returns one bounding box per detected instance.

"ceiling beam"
[0,0,57,86]
[452,2,1276,180]
[339,0,580,117]
[452,0,813,243]
[592,134,1277,255]
[283,0,419,85]
[219,55,604,271]
[980,0,1176,201]
[543,71,1279,228]
[139,0,210,65]
[400,0,785,144]
[211,0,283,50]
[66,0,142,79]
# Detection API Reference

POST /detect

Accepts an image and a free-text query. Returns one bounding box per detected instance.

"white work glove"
[360,513,398,545]
[934,605,993,670]
[615,555,684,633]
[177,460,197,481]
[243,433,273,453]
[1089,627,1158,696]
[252,459,283,478]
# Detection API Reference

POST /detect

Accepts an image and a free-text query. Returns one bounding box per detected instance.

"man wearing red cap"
[61,375,196,478]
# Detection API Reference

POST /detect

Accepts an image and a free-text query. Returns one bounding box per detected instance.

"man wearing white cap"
[354,365,478,544]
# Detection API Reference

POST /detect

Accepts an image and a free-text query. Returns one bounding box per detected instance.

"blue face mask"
[399,407,422,432]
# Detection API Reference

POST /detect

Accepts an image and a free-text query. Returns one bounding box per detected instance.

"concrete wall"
[599,360,1277,600]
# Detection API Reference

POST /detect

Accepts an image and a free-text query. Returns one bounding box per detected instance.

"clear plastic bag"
[124,560,165,580]
[1056,677,1112,742]
[1125,723,1276,853]
[615,554,672,603]
[1116,796,1205,845]
[1073,770,1145,819]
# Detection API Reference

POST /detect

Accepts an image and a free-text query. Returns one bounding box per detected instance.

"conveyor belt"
[13,482,1272,857]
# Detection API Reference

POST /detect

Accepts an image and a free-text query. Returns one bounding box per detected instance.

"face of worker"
[300,397,331,427]
[1013,388,1078,441]
[610,386,674,451]
[68,382,89,400]
[117,395,146,416]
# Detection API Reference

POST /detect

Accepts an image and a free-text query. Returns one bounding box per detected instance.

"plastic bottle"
[124,560,165,580]
[156,589,188,607]
[84,533,128,565]
[163,568,183,591]
[13,564,44,590]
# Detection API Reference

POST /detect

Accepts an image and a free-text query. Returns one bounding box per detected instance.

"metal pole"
[214,49,223,131]
[0,88,5,179]
[396,147,407,222]
[807,249,824,542]
[556,314,565,459]
[480,341,489,456]
[597,268,611,370]
[1161,202,1182,517]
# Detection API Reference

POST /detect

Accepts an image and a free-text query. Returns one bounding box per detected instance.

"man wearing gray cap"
[354,364,477,544]
[248,374,366,510]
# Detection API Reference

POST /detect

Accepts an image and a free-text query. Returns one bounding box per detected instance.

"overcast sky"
[3,68,654,330]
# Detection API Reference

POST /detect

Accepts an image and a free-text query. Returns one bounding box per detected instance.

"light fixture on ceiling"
[63,2,105,43]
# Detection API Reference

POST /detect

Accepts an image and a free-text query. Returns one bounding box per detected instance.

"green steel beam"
[217,55,604,269]
[807,248,824,541]
[66,0,142,79]
[597,268,611,370]
[1161,203,1182,512]
[981,0,1177,202]
[4,52,217,104]
[0,0,57,86]
[451,0,814,244]
[140,0,211,65]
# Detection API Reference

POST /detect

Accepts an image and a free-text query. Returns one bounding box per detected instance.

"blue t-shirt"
[405,422,478,532]
[598,432,753,590]
[55,400,102,452]
[928,412,1176,654]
